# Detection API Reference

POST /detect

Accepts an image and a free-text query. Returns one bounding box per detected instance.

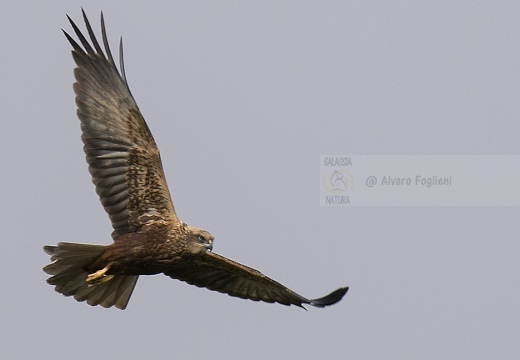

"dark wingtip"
[309,287,349,307]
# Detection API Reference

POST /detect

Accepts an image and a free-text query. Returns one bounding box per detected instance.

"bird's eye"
[198,235,206,243]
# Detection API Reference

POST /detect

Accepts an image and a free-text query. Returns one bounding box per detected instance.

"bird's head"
[185,225,214,255]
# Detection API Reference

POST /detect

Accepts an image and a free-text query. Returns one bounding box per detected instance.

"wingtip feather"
[309,286,349,307]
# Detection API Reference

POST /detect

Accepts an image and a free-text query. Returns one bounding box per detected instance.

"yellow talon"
[86,266,113,284]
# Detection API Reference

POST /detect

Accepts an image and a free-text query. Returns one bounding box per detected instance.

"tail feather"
[43,242,138,310]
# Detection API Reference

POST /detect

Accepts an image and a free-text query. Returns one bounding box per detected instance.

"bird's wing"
[64,10,178,238]
[164,251,348,308]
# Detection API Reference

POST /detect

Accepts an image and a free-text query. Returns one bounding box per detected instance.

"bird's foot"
[86,266,113,285]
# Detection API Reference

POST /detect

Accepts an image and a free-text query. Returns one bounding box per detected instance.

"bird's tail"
[43,242,138,310]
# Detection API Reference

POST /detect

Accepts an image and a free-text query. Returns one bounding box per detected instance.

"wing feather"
[165,252,348,308]
[64,10,178,238]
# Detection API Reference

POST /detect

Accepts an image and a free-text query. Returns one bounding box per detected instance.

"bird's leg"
[86,265,114,285]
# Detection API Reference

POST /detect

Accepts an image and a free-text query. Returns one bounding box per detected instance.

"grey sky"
[2,1,520,359]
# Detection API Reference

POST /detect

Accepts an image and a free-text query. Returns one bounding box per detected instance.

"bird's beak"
[204,241,213,252]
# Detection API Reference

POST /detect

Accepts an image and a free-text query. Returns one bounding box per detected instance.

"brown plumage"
[43,10,348,310]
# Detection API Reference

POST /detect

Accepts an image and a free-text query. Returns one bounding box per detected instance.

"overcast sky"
[2,1,520,359]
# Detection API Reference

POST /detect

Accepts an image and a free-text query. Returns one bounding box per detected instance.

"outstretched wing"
[64,10,178,238]
[165,252,348,308]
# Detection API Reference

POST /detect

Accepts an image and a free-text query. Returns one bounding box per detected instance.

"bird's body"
[88,223,190,276]
[43,10,348,310]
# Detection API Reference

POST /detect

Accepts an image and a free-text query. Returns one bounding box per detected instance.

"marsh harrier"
[43,10,348,310]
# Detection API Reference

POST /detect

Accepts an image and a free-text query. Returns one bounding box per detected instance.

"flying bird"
[43,10,348,310]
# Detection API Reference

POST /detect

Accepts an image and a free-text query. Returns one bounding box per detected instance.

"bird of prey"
[43,10,348,310]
